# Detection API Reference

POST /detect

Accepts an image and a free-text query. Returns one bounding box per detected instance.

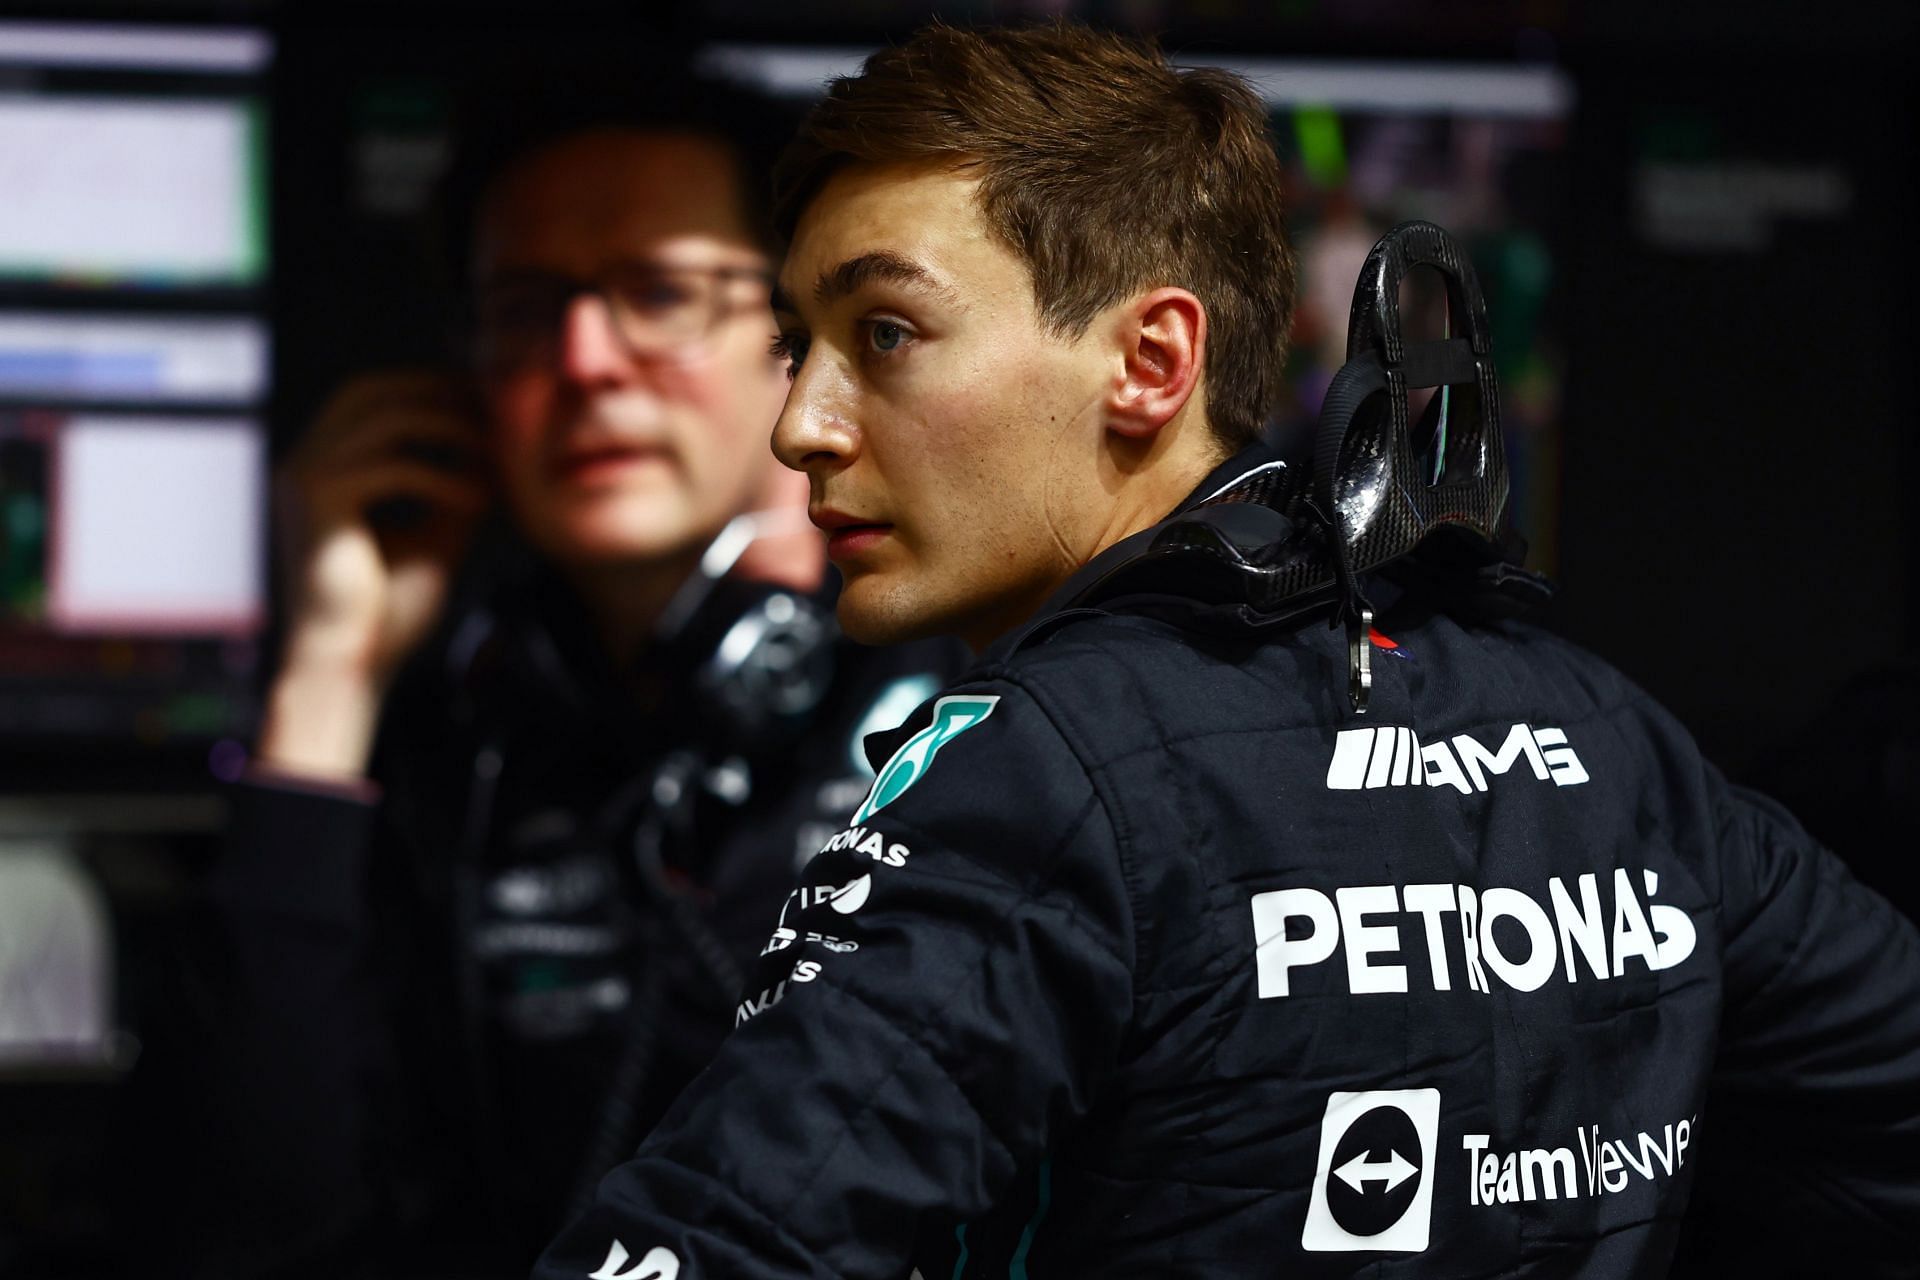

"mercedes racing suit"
[536,470,1920,1278]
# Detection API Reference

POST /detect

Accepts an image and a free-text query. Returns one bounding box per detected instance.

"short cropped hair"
[773,22,1297,449]
[439,59,802,281]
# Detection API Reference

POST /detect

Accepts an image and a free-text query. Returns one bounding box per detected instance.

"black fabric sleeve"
[533,681,1136,1280]
[1693,781,1920,1274]
[174,775,396,1275]
[213,769,380,928]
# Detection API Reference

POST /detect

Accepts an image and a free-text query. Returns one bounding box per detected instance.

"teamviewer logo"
[1302,1089,1440,1252]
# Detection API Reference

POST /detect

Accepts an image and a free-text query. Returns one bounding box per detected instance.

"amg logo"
[1327,723,1589,794]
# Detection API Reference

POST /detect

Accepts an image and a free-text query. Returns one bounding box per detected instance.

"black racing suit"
[536,458,1920,1278]
[145,569,961,1278]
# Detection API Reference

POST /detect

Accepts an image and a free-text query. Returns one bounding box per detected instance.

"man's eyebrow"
[810,250,963,309]
[773,251,961,318]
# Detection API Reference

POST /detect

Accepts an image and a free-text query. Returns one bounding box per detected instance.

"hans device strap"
[1027,220,1551,711]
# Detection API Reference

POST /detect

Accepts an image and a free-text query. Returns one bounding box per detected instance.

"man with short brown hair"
[539,22,1920,1278]
[772,19,1296,454]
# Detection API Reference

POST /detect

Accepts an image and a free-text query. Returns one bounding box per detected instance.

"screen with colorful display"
[0,21,272,775]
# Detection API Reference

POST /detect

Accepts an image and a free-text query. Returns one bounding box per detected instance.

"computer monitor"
[0,20,272,787]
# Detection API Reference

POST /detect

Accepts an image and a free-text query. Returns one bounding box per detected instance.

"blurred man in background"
[132,70,957,1278]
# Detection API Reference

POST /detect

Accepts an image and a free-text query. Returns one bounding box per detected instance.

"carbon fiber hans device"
[1057,220,1521,711]
[1313,219,1506,611]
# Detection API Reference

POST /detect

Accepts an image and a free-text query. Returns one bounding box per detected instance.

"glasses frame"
[472,261,776,369]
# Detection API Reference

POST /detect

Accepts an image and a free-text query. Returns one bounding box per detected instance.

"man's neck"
[560,549,706,667]
[1089,413,1234,559]
[957,423,1232,653]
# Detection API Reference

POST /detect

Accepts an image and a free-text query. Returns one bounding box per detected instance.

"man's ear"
[1108,287,1206,440]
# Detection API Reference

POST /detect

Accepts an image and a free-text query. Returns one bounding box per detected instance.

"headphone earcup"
[688,583,835,750]
[449,569,837,755]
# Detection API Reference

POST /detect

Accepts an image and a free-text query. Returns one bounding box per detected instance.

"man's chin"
[526,524,703,573]
[834,577,949,647]
[835,576,1025,653]
[835,599,939,647]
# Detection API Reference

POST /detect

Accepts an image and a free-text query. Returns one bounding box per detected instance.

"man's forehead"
[778,161,1000,309]
[476,130,763,274]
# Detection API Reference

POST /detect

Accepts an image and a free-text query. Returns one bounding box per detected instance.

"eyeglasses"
[473,263,775,368]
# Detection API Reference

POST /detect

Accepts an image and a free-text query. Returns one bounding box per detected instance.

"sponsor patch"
[1327,722,1589,793]
[1303,1089,1441,1252]
[1463,1113,1696,1207]
[734,958,825,1027]
[1250,868,1697,998]
[853,694,999,822]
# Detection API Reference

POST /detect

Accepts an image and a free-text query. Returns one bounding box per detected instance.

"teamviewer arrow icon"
[1303,1089,1439,1252]
[1334,1148,1417,1194]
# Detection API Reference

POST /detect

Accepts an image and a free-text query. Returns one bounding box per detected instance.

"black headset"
[648,510,838,751]
[445,510,836,755]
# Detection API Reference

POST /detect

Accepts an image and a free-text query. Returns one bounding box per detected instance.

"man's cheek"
[647,349,736,412]
[486,434,544,510]
[482,379,549,461]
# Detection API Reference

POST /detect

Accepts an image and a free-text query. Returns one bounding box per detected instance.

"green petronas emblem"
[852,694,1001,823]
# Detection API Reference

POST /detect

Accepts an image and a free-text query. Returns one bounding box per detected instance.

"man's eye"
[869,320,905,352]
[615,277,698,316]
[770,330,810,377]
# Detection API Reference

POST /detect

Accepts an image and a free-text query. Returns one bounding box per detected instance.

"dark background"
[274,0,1919,778]
[0,0,1912,1273]
[2,0,1909,785]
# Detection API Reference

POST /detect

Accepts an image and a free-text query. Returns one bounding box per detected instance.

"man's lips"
[551,444,668,482]
[811,508,893,558]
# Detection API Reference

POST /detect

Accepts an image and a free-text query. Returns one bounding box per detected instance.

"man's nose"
[772,365,858,476]
[557,294,635,385]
